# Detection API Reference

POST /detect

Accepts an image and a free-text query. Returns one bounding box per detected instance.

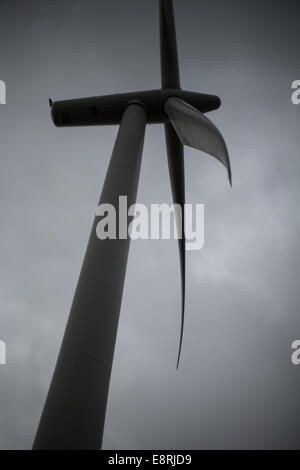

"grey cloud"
[0,0,299,449]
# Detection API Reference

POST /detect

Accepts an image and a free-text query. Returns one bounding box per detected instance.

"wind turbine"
[33,0,231,450]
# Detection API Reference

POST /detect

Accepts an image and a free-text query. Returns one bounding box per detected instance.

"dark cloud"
[0,0,299,449]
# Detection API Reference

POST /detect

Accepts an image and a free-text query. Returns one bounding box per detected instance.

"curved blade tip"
[176,292,185,370]
[228,166,232,187]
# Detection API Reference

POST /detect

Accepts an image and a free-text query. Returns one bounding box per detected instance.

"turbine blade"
[160,0,180,89]
[164,123,185,368]
[164,97,232,185]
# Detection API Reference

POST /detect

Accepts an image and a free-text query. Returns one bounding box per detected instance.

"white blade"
[164,97,232,185]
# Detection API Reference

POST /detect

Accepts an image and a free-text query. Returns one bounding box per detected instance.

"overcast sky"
[0,0,300,449]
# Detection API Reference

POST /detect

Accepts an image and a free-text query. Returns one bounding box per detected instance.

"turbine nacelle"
[50,89,221,127]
